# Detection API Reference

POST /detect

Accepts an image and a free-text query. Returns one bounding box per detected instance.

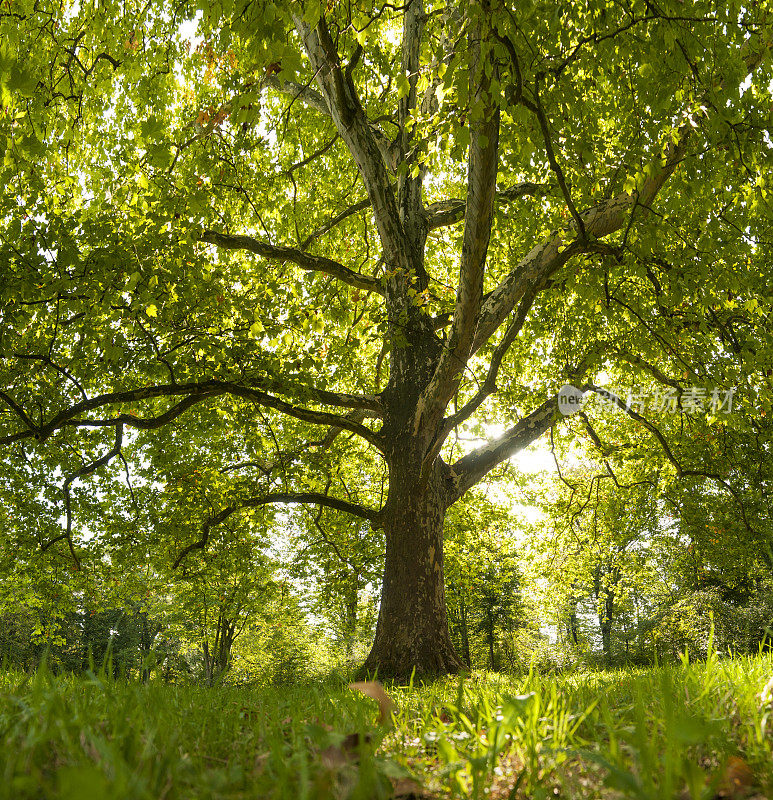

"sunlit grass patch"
[1,651,772,798]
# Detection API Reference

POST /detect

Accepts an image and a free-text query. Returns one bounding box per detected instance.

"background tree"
[288,454,385,662]
[169,522,277,685]
[445,492,526,670]
[527,386,773,668]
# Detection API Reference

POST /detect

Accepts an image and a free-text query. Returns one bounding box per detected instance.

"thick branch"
[471,182,673,357]
[292,12,413,274]
[447,396,558,502]
[472,30,770,354]
[424,182,553,230]
[200,230,384,294]
[64,395,207,431]
[460,340,613,496]
[0,380,382,448]
[0,390,37,433]
[396,0,426,268]
[441,284,537,437]
[416,21,501,432]
[222,384,383,450]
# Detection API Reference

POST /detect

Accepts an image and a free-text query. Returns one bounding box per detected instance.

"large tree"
[1,0,772,677]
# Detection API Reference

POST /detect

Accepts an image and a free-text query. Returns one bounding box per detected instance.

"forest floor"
[0,650,772,799]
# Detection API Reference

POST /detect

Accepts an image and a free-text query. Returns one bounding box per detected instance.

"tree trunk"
[138,613,161,683]
[565,593,580,648]
[202,640,214,687]
[458,591,472,668]
[203,611,236,685]
[601,586,616,667]
[361,450,465,680]
[595,566,616,667]
[600,615,613,666]
[218,616,236,676]
[486,610,496,670]
[343,571,358,660]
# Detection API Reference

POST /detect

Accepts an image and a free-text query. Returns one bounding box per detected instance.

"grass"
[0,650,772,799]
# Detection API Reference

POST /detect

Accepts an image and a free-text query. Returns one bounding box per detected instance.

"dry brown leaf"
[349,681,397,726]
[391,776,431,799]
[252,752,270,777]
[715,755,756,799]
[319,744,351,770]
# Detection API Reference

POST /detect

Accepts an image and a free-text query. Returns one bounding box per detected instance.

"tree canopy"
[1,0,772,677]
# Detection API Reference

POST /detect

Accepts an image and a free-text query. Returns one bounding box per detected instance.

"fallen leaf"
[714,756,755,799]
[319,744,350,770]
[392,776,430,798]
[349,681,397,726]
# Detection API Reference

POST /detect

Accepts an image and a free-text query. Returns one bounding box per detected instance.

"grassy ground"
[0,650,772,799]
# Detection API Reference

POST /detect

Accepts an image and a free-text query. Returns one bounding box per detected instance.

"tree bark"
[343,571,358,660]
[594,565,618,667]
[202,611,236,686]
[458,590,472,668]
[486,610,496,671]
[138,613,161,683]
[361,447,465,679]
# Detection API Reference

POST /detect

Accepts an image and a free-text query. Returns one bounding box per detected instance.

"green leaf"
[396,73,410,100]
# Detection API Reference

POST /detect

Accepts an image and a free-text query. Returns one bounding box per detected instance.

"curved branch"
[472,31,770,355]
[219,410,371,477]
[0,390,37,434]
[612,350,684,392]
[41,423,124,568]
[440,283,538,437]
[172,490,380,569]
[522,81,586,241]
[0,380,383,448]
[64,395,208,431]
[200,230,384,294]
[423,182,553,230]
[223,384,384,450]
[13,352,88,401]
[583,384,759,537]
